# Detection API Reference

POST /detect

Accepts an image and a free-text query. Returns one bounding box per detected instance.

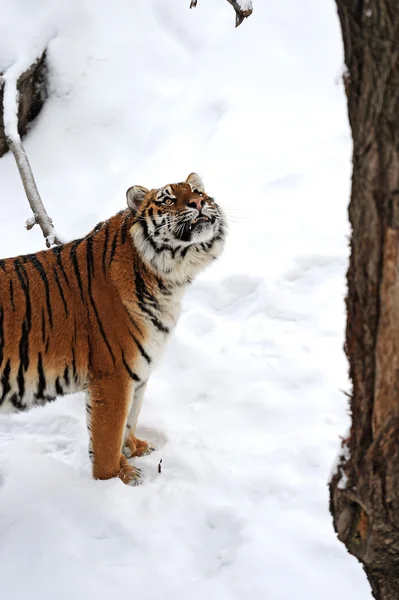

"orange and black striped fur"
[0,173,226,485]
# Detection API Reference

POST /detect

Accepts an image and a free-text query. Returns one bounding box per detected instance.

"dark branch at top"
[190,0,253,27]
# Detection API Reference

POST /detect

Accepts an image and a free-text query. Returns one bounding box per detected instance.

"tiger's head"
[126,173,226,278]
[126,173,225,247]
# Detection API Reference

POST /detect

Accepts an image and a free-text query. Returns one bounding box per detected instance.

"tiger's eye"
[163,198,174,205]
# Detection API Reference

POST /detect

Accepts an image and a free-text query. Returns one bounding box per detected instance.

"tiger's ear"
[126,185,149,212]
[186,173,205,193]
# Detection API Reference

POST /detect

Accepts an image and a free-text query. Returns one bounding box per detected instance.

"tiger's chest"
[127,287,184,381]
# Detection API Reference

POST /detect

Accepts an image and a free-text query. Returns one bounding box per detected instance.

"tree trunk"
[330,2,399,599]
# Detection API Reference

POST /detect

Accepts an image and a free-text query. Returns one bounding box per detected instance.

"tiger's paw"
[118,455,143,486]
[123,435,155,459]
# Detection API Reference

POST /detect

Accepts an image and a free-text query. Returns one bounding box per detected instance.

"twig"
[1,63,64,248]
[227,0,253,27]
[8,139,64,247]
[190,0,253,27]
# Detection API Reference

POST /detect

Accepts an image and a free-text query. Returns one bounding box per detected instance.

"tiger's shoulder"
[0,208,135,275]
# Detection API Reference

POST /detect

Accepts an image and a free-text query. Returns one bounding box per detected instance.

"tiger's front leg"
[123,380,154,459]
[87,373,142,485]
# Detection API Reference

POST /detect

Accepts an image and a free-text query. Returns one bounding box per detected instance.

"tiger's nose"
[188,198,205,212]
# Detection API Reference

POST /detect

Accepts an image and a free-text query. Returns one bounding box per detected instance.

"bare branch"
[1,64,64,248]
[7,139,64,247]
[226,0,253,27]
[190,0,253,27]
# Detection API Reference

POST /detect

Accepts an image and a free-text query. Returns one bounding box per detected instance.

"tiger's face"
[126,173,225,246]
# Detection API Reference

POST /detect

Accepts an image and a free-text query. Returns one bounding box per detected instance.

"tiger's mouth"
[174,213,215,242]
[191,216,210,226]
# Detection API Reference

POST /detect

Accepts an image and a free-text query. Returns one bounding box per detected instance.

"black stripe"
[51,246,70,288]
[102,223,110,275]
[93,221,103,235]
[88,236,95,277]
[17,319,29,397]
[139,218,176,256]
[139,216,151,240]
[134,263,147,304]
[139,303,169,333]
[37,353,46,398]
[121,213,130,244]
[70,239,85,303]
[132,266,166,331]
[52,265,68,317]
[122,305,143,336]
[10,394,27,411]
[19,319,29,371]
[147,207,158,229]
[129,330,152,364]
[17,364,25,398]
[41,309,46,344]
[26,254,53,328]
[9,278,15,310]
[64,365,70,386]
[0,259,6,272]
[0,358,11,404]
[84,229,115,365]
[134,263,158,307]
[88,294,116,365]
[55,377,64,396]
[40,395,55,404]
[122,351,140,382]
[133,264,168,332]
[14,259,31,331]
[157,277,172,295]
[87,335,93,371]
[139,219,167,254]
[108,230,119,266]
[154,243,174,255]
[86,235,95,291]
[72,345,77,382]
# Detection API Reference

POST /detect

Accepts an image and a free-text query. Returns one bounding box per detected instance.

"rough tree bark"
[330,2,399,599]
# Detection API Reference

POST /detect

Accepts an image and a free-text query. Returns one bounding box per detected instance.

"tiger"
[0,173,226,485]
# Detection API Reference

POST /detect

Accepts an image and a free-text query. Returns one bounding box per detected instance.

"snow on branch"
[190,0,253,27]
[1,61,64,248]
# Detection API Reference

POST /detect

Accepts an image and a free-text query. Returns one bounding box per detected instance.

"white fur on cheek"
[130,208,226,285]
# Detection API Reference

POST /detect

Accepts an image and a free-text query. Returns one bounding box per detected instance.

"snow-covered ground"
[0,1,371,598]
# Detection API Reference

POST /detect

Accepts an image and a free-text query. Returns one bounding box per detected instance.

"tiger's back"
[0,209,137,412]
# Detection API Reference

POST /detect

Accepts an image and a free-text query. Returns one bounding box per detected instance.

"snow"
[0,1,371,599]
[0,0,59,139]
[237,1,253,12]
